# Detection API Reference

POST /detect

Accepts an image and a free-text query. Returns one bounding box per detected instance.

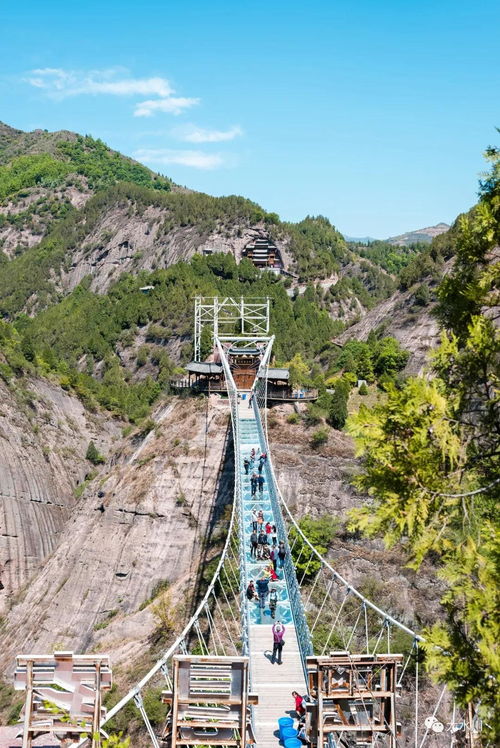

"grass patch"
[138,579,170,611]
[94,608,119,631]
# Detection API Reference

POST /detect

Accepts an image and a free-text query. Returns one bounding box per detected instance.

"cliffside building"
[242,235,283,274]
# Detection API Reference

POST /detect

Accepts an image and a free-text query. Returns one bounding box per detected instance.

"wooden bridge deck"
[249,624,306,748]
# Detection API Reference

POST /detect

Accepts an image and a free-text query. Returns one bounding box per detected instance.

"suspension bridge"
[11,298,470,748]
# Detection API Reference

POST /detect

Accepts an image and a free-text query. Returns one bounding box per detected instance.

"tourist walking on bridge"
[271,621,285,664]
[250,530,258,558]
[292,691,306,717]
[270,545,278,572]
[243,457,250,475]
[269,587,278,618]
[278,541,286,569]
[251,473,258,496]
[256,576,269,609]
[258,474,265,494]
[251,509,258,531]
[257,530,268,559]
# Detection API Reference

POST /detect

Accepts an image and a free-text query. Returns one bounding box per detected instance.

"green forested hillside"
[3,253,338,420]
[0,182,281,316]
[1,123,416,317]
[0,121,439,425]
[0,128,172,192]
[348,145,500,738]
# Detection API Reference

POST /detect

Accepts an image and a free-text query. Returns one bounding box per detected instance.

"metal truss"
[194,297,270,361]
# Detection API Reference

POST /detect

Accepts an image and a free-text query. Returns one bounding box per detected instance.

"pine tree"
[328,379,349,429]
[85,441,105,465]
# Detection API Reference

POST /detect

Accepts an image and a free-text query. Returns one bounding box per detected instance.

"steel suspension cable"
[298,552,315,587]
[98,465,240,726]
[212,591,238,655]
[321,590,350,655]
[305,566,324,609]
[418,685,447,748]
[310,578,335,633]
[205,601,225,656]
[397,639,418,687]
[346,602,364,650]
[260,424,423,641]
[415,642,419,748]
[372,619,388,655]
[218,575,240,627]
[364,602,369,654]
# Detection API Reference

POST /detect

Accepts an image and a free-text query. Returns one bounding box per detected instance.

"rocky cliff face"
[61,211,292,295]
[335,283,442,374]
[0,384,449,740]
[0,376,120,603]
[0,393,232,676]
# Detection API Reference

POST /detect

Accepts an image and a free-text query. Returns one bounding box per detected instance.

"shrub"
[304,404,323,427]
[136,345,149,367]
[286,412,300,424]
[289,514,338,580]
[86,441,105,465]
[310,427,329,449]
[359,382,369,395]
[414,283,430,306]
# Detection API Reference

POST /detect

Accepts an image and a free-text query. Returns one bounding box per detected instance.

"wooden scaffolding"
[14,651,112,748]
[161,656,258,747]
[305,651,403,748]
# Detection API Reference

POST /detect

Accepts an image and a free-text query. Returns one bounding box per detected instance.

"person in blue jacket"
[256,576,269,609]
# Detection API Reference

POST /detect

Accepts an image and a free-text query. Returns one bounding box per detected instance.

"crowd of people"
[243,445,309,742]
[244,446,289,619]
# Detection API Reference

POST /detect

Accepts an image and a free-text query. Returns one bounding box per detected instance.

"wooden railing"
[267,386,318,402]
[170,379,318,402]
[170,378,228,394]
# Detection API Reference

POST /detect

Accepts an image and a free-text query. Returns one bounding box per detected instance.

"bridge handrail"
[251,399,314,675]
[253,400,423,643]
[216,340,252,665]
[102,442,240,724]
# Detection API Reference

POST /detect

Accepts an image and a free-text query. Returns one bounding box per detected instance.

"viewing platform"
[170,362,318,402]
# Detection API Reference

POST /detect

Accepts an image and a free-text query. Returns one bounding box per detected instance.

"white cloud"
[25,68,175,99]
[24,67,198,116]
[134,148,224,170]
[173,124,243,142]
[134,97,199,117]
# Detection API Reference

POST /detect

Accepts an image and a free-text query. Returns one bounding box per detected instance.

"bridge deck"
[237,394,306,747]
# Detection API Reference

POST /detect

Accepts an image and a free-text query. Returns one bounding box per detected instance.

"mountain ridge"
[345,222,450,246]
[386,221,450,246]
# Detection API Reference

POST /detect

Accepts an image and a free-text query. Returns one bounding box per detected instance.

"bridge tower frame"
[194,296,270,361]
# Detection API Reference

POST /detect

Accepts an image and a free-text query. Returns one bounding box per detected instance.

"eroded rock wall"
[0,377,120,604]
[0,394,231,673]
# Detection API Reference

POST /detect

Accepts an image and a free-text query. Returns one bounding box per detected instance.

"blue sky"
[1,0,498,237]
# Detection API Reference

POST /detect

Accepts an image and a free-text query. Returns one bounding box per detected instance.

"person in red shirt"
[268,565,278,582]
[292,691,305,717]
[265,521,272,534]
